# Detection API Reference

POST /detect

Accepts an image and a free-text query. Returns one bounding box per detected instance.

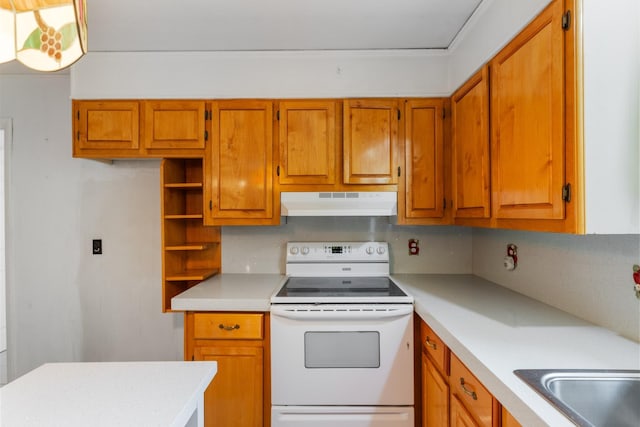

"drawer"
[193,313,264,340]
[420,320,448,375]
[450,353,494,427]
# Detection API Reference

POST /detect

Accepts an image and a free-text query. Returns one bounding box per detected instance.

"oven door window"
[304,331,380,368]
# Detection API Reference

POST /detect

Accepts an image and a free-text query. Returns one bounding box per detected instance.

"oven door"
[270,304,414,406]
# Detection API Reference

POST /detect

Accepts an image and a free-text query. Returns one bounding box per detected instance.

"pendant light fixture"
[0,0,87,71]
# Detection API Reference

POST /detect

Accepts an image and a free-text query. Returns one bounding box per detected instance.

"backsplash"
[221,217,473,274]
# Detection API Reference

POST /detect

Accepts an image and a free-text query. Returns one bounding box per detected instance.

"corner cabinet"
[343,99,400,185]
[489,0,580,232]
[204,100,279,226]
[161,159,220,312]
[452,66,491,222]
[397,98,449,225]
[185,312,270,427]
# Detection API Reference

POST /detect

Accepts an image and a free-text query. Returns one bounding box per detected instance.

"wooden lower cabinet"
[422,353,449,426]
[501,407,522,427]
[185,312,270,427]
[451,394,480,427]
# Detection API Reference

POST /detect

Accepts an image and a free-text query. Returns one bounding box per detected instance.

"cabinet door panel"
[344,99,399,184]
[490,0,565,220]
[195,346,263,427]
[452,67,491,219]
[278,100,337,185]
[422,354,449,427]
[143,100,205,150]
[74,101,140,153]
[450,394,479,427]
[404,99,444,219]
[206,100,274,222]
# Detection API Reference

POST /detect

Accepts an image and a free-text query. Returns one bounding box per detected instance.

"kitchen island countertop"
[392,274,640,427]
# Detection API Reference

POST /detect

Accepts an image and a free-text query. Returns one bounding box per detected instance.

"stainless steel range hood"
[280,192,397,217]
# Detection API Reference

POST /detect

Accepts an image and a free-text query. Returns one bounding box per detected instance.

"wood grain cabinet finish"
[143,100,206,151]
[422,353,450,427]
[489,0,568,222]
[186,312,269,427]
[73,100,140,157]
[452,66,491,221]
[277,100,339,186]
[204,100,278,225]
[501,407,523,427]
[398,98,447,224]
[343,99,400,185]
[450,353,498,427]
[451,394,480,427]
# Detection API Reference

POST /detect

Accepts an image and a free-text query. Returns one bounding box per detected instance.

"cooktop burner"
[275,276,408,298]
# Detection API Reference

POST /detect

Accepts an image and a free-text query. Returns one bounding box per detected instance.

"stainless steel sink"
[514,369,640,427]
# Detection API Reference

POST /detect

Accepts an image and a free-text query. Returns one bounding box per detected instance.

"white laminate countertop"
[171,273,286,311]
[0,361,217,427]
[391,274,640,427]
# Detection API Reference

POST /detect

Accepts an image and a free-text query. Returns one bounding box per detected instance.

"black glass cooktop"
[275,276,408,298]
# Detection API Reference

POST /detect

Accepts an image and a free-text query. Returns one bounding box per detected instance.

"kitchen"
[0,0,639,426]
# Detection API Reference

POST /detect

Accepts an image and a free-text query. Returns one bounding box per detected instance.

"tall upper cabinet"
[204,100,278,226]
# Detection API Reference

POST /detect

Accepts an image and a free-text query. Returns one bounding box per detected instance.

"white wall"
[472,228,640,342]
[0,74,183,380]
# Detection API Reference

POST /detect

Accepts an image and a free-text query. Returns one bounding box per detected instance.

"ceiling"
[87,0,484,52]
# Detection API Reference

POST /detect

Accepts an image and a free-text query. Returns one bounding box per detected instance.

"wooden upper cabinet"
[452,66,491,220]
[343,99,399,185]
[73,100,140,156]
[400,98,445,221]
[143,100,206,151]
[490,0,566,221]
[277,100,338,185]
[204,100,277,225]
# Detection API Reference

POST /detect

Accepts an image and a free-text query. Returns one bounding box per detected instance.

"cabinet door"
[402,99,445,220]
[452,66,491,219]
[278,100,338,185]
[143,100,206,150]
[490,0,566,220]
[501,407,522,427]
[195,345,264,427]
[73,100,140,155]
[343,99,399,184]
[450,395,479,427]
[205,100,276,225]
[422,353,449,427]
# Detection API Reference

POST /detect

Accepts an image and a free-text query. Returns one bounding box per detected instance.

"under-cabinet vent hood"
[280,192,397,217]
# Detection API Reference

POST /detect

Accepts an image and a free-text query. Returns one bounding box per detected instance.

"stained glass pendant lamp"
[0,0,87,71]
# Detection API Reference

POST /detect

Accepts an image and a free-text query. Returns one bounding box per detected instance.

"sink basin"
[514,369,640,427]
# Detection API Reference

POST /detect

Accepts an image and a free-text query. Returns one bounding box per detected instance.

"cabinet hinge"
[562,183,571,202]
[76,131,79,140]
[76,111,79,120]
[562,10,571,30]
[209,200,213,210]
[442,108,446,119]
[276,110,280,121]
[204,130,208,141]
[277,165,280,176]
[397,166,401,177]
[204,110,208,121]
[443,198,447,210]
[397,109,401,120]
[191,355,194,361]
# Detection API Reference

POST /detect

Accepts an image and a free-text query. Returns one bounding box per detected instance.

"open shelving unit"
[161,158,221,312]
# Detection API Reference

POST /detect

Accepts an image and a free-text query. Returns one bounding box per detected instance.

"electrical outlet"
[408,239,419,255]
[92,239,102,255]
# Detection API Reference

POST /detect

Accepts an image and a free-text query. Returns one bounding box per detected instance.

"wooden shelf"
[165,268,219,282]
[164,214,204,220]
[164,182,203,189]
[165,242,214,251]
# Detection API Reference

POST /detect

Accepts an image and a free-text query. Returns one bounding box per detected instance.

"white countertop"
[392,274,640,427]
[0,361,217,427]
[170,273,640,426]
[171,273,285,311]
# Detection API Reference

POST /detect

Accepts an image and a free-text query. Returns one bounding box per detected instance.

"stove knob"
[366,246,375,255]
[289,246,299,255]
[376,246,386,255]
[301,246,310,255]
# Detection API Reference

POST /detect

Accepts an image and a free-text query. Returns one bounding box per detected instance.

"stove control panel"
[286,241,389,263]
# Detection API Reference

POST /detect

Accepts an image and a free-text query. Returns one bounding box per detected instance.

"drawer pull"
[219,324,240,331]
[459,378,478,400]
[424,337,437,350]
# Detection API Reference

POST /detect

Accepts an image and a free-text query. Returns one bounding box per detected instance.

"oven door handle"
[270,305,413,320]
